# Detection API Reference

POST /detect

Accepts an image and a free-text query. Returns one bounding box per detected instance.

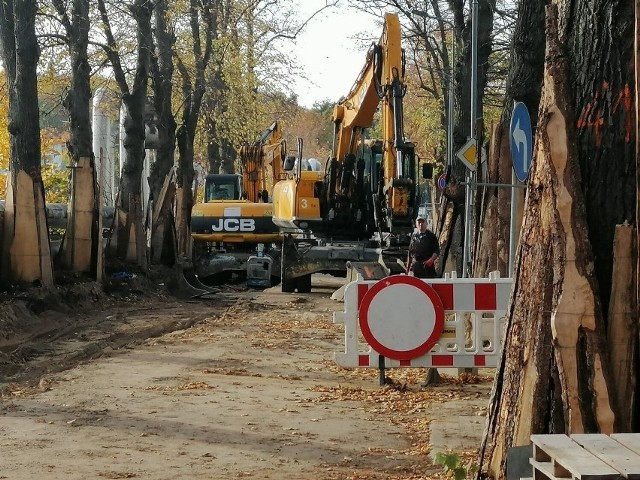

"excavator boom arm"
[239,120,286,203]
[332,12,405,176]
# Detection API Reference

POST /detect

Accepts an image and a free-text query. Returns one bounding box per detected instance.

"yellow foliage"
[0,75,9,200]
[0,89,70,203]
[41,128,71,204]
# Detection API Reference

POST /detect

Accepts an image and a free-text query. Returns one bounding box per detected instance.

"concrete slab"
[425,381,492,461]
[429,414,485,459]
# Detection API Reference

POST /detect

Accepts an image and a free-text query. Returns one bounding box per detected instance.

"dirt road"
[0,275,491,479]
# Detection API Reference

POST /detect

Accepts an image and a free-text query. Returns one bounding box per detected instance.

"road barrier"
[334,272,513,370]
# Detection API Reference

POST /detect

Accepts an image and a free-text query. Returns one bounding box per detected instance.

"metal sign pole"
[509,170,518,278]
[463,0,479,279]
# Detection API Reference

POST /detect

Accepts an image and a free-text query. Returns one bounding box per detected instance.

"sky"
[290,3,380,109]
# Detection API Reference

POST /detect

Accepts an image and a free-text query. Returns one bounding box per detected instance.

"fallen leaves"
[97,472,137,479]
[202,367,262,377]
[144,381,213,392]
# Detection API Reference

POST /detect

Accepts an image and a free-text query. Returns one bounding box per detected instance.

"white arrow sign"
[509,102,533,182]
[512,118,528,174]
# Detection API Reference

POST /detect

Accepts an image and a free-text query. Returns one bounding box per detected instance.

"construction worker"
[406,215,439,278]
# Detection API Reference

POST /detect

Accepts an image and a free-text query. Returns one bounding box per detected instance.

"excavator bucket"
[330,261,390,301]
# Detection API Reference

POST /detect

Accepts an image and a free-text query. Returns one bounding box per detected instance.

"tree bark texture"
[150,169,176,265]
[119,0,152,216]
[3,172,53,286]
[149,0,177,205]
[636,0,640,337]
[434,198,459,275]
[175,184,192,260]
[98,0,153,267]
[483,7,616,478]
[636,0,640,339]
[53,0,93,163]
[147,0,178,265]
[566,0,636,315]
[606,224,638,431]
[432,0,496,275]
[176,129,195,258]
[174,0,215,258]
[473,122,516,277]
[59,157,97,274]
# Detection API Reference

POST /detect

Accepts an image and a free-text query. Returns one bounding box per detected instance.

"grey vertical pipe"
[470,0,478,135]
[462,171,472,277]
[462,0,479,278]
[509,170,517,278]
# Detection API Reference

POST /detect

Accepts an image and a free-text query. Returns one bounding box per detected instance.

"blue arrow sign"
[509,102,533,182]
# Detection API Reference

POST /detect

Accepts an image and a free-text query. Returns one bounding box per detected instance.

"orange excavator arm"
[239,121,286,203]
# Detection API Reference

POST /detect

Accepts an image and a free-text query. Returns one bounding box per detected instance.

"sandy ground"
[0,274,491,479]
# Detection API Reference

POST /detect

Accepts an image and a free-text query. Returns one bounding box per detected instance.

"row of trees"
[0,0,346,287]
[0,0,488,288]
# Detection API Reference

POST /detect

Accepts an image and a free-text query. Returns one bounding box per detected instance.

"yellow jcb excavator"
[272,13,421,292]
[191,121,287,287]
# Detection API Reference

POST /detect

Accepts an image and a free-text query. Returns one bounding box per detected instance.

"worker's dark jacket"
[408,229,440,278]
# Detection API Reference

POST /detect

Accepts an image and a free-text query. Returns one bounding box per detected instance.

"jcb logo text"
[211,219,255,232]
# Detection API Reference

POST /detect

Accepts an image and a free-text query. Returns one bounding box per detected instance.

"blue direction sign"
[509,102,533,182]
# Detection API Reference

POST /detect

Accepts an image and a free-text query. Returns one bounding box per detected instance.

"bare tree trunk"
[148,0,178,266]
[173,0,215,258]
[436,0,496,275]
[149,169,176,264]
[482,7,616,478]
[52,0,101,277]
[149,0,176,204]
[474,0,546,278]
[0,0,53,287]
[636,4,640,424]
[473,123,513,276]
[568,0,636,316]
[97,0,153,269]
[116,98,148,268]
[435,197,460,274]
[60,157,97,274]
[607,225,637,431]
[175,127,195,258]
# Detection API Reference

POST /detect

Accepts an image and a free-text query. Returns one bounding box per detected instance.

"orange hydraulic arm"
[238,121,286,203]
[328,12,415,231]
[332,12,404,180]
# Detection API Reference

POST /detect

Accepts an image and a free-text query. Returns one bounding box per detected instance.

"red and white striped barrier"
[333,272,512,369]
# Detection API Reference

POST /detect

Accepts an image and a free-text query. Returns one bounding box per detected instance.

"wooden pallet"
[528,434,640,479]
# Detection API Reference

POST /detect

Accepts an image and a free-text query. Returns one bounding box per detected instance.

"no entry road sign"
[358,275,444,360]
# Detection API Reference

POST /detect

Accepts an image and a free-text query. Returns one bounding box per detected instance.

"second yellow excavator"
[191,121,287,287]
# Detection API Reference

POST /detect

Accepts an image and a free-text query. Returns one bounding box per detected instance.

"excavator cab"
[204,174,243,201]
